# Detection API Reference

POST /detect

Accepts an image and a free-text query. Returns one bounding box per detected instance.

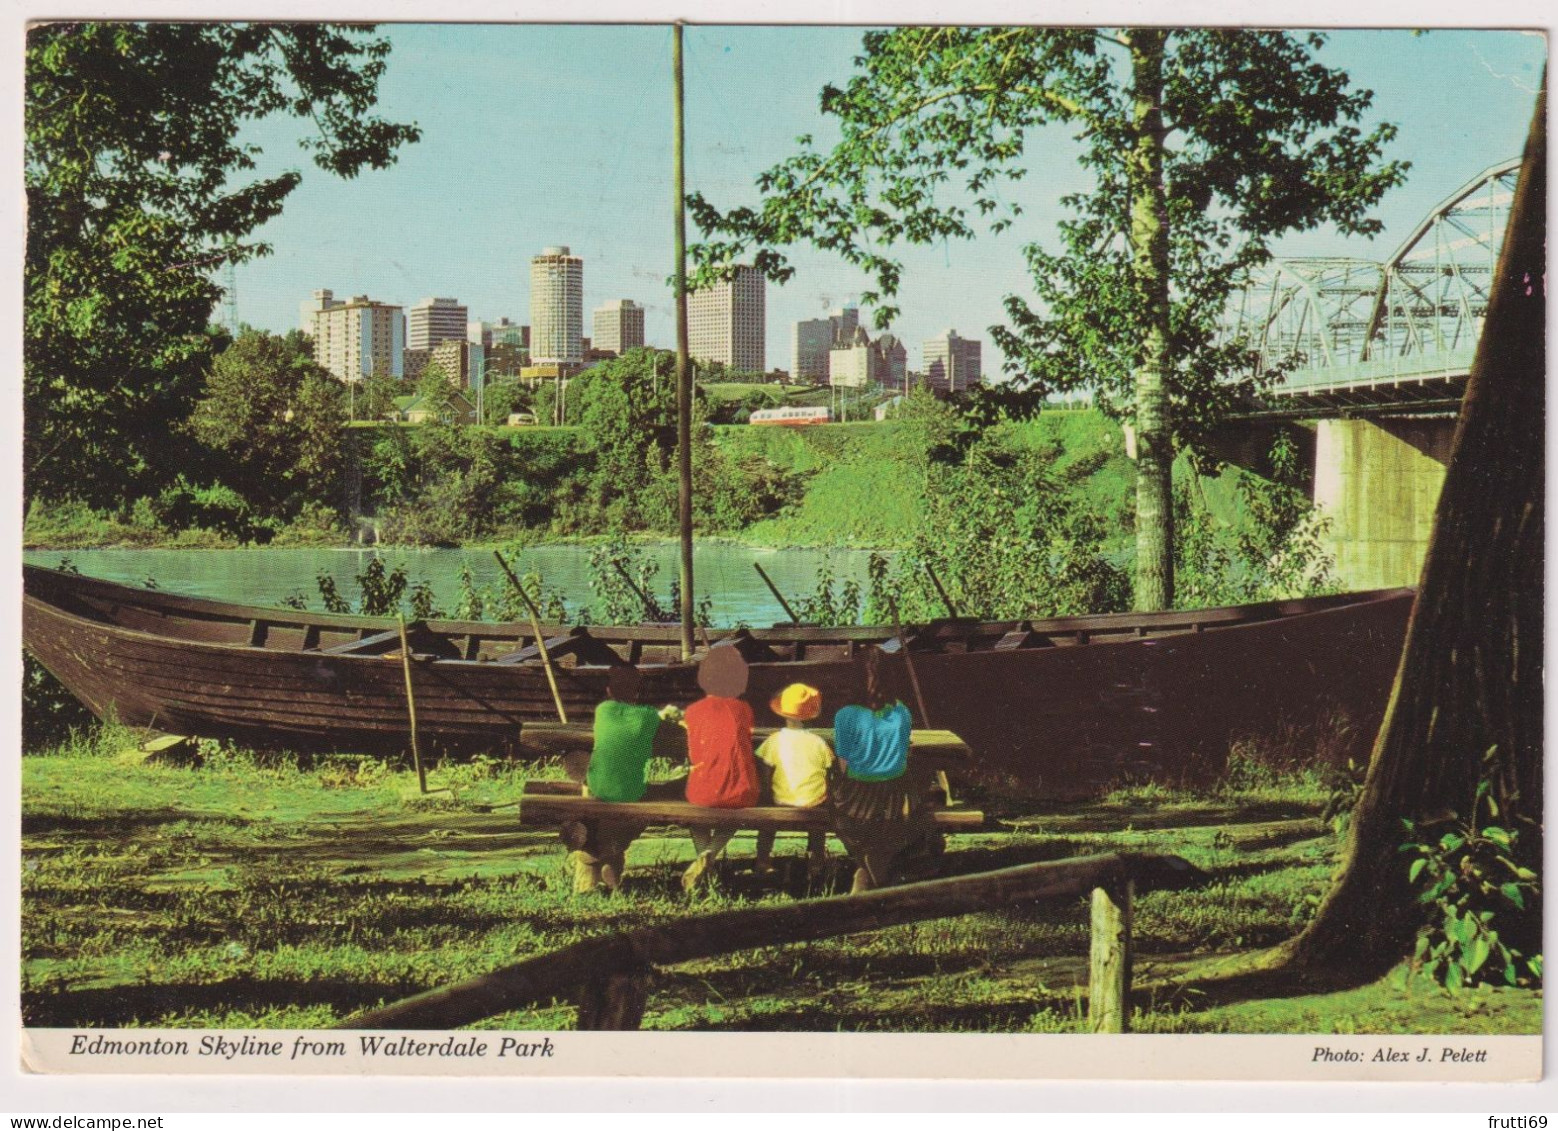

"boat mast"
[672,21,695,660]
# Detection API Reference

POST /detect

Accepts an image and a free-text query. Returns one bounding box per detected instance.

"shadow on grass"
[21,977,424,1029]
[1140,956,1380,1018]
[997,800,1319,834]
[23,810,256,838]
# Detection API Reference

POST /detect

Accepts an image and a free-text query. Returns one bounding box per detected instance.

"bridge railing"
[1271,344,1478,394]
[336,851,1205,1035]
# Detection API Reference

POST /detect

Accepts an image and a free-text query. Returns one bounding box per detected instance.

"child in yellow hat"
[754,683,834,875]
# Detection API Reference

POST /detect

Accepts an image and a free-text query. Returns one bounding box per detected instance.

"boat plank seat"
[518,780,985,832]
[318,629,405,656]
[492,628,622,666]
[995,628,1054,651]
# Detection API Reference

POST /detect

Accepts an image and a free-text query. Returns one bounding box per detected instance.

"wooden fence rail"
[337,851,1205,1034]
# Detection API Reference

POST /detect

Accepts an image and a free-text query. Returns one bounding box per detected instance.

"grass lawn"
[21,727,1542,1034]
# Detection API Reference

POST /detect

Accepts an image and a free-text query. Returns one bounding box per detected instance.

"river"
[22,543,885,628]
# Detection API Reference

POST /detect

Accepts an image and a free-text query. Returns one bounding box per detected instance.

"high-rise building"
[792,318,833,383]
[689,265,765,372]
[592,299,645,356]
[530,246,584,366]
[923,329,983,394]
[408,297,468,351]
[829,305,860,342]
[403,348,432,381]
[310,293,405,380]
[299,289,335,335]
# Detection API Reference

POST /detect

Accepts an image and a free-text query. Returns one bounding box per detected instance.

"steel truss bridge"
[1226,159,1518,418]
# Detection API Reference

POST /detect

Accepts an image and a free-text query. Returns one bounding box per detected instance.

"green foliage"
[357,373,405,422]
[790,561,868,626]
[407,580,442,620]
[481,379,533,426]
[1174,435,1337,608]
[185,330,346,532]
[25,22,418,509]
[1402,760,1542,991]
[491,564,568,624]
[355,558,408,617]
[313,557,415,617]
[583,536,673,624]
[22,655,95,751]
[453,561,485,621]
[1321,759,1367,836]
[889,429,1130,621]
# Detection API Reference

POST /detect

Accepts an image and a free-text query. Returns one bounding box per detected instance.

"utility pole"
[672,22,695,660]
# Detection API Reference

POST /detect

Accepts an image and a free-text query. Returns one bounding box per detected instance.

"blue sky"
[233,26,1547,375]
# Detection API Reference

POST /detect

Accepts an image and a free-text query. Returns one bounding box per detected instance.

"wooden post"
[886,596,952,805]
[1088,880,1133,1033]
[575,967,651,1031]
[671,21,695,663]
[493,551,569,724]
[396,614,428,795]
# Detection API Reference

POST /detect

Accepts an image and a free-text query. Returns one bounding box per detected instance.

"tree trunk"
[1126,29,1175,612]
[1281,77,1545,974]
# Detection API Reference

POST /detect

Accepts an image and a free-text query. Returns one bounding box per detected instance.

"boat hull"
[23,566,1413,799]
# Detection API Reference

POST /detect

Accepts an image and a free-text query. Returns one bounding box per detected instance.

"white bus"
[749,405,832,427]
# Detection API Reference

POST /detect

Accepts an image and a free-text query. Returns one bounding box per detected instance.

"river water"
[22,543,884,628]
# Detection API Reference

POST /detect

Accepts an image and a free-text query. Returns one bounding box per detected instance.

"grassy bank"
[27,409,1274,556]
[21,725,1540,1033]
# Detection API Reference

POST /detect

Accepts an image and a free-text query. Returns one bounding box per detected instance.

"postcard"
[10,3,1547,1102]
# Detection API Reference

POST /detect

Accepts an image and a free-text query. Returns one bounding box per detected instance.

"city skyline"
[227,26,1545,380]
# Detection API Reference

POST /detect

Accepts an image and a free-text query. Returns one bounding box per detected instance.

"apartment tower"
[310,293,405,380]
[530,247,584,366]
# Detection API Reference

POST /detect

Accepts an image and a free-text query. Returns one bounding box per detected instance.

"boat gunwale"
[25,564,1416,667]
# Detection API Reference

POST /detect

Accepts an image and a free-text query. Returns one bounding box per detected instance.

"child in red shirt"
[681,644,760,890]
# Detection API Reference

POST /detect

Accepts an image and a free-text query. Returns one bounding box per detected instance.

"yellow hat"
[770,683,821,721]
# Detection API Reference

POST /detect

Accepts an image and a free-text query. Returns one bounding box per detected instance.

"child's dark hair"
[607,662,644,703]
[860,646,897,711]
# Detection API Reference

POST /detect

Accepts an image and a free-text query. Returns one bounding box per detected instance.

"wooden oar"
[885,595,953,806]
[493,551,569,725]
[752,561,801,624]
[396,613,429,795]
[924,563,959,618]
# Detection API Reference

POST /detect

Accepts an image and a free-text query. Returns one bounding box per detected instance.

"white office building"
[592,299,645,355]
[408,297,469,352]
[923,329,983,394]
[689,265,765,373]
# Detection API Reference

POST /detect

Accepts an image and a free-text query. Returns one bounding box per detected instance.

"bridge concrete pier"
[1313,417,1455,590]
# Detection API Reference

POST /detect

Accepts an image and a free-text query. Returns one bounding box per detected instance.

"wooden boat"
[23,563,1413,798]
